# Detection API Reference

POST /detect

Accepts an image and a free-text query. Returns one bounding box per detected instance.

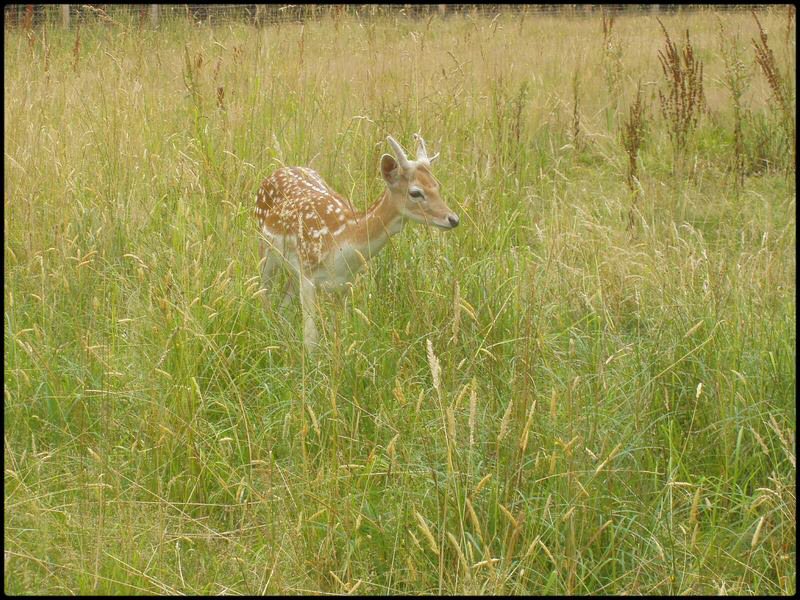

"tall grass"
[657,18,706,173]
[621,78,647,229]
[751,10,796,172]
[718,18,749,190]
[4,8,796,595]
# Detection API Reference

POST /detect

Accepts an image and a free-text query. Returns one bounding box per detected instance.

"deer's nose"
[447,214,460,228]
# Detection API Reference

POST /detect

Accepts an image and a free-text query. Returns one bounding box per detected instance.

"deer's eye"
[409,189,425,200]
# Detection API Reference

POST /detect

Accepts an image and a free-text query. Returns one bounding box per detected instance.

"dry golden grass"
[4,6,796,595]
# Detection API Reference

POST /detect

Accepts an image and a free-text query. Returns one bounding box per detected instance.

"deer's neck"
[351,190,405,258]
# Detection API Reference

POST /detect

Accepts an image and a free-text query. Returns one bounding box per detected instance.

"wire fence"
[3,3,782,29]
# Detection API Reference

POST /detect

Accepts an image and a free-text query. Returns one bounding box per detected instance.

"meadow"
[4,6,796,594]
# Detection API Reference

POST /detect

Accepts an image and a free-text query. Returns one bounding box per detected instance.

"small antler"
[413,133,439,165]
[387,136,412,170]
[413,133,428,162]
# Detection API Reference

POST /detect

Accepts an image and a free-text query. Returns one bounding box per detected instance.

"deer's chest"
[317,242,368,289]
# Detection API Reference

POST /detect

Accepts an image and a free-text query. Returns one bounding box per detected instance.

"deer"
[254,134,460,352]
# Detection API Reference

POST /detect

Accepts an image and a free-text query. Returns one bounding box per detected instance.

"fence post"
[150,4,159,28]
[438,4,446,16]
[61,4,70,28]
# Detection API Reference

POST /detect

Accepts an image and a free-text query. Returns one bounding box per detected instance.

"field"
[4,6,796,594]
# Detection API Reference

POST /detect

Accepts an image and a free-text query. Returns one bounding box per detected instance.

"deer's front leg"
[299,275,320,352]
[280,277,297,310]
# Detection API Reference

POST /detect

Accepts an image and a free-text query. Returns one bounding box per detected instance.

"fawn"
[255,134,459,351]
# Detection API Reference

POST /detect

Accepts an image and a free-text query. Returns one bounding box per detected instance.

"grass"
[4,6,796,595]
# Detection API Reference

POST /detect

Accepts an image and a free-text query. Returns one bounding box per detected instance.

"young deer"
[255,134,459,351]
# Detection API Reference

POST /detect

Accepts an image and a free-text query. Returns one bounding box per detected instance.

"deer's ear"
[380,154,401,184]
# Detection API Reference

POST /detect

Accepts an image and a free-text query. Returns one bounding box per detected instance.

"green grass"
[4,7,796,594]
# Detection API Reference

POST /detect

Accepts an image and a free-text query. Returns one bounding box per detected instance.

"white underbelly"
[263,227,368,290]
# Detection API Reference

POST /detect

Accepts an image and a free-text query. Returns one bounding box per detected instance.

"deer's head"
[380,134,459,230]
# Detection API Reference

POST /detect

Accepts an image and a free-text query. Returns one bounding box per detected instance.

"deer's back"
[255,167,357,270]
